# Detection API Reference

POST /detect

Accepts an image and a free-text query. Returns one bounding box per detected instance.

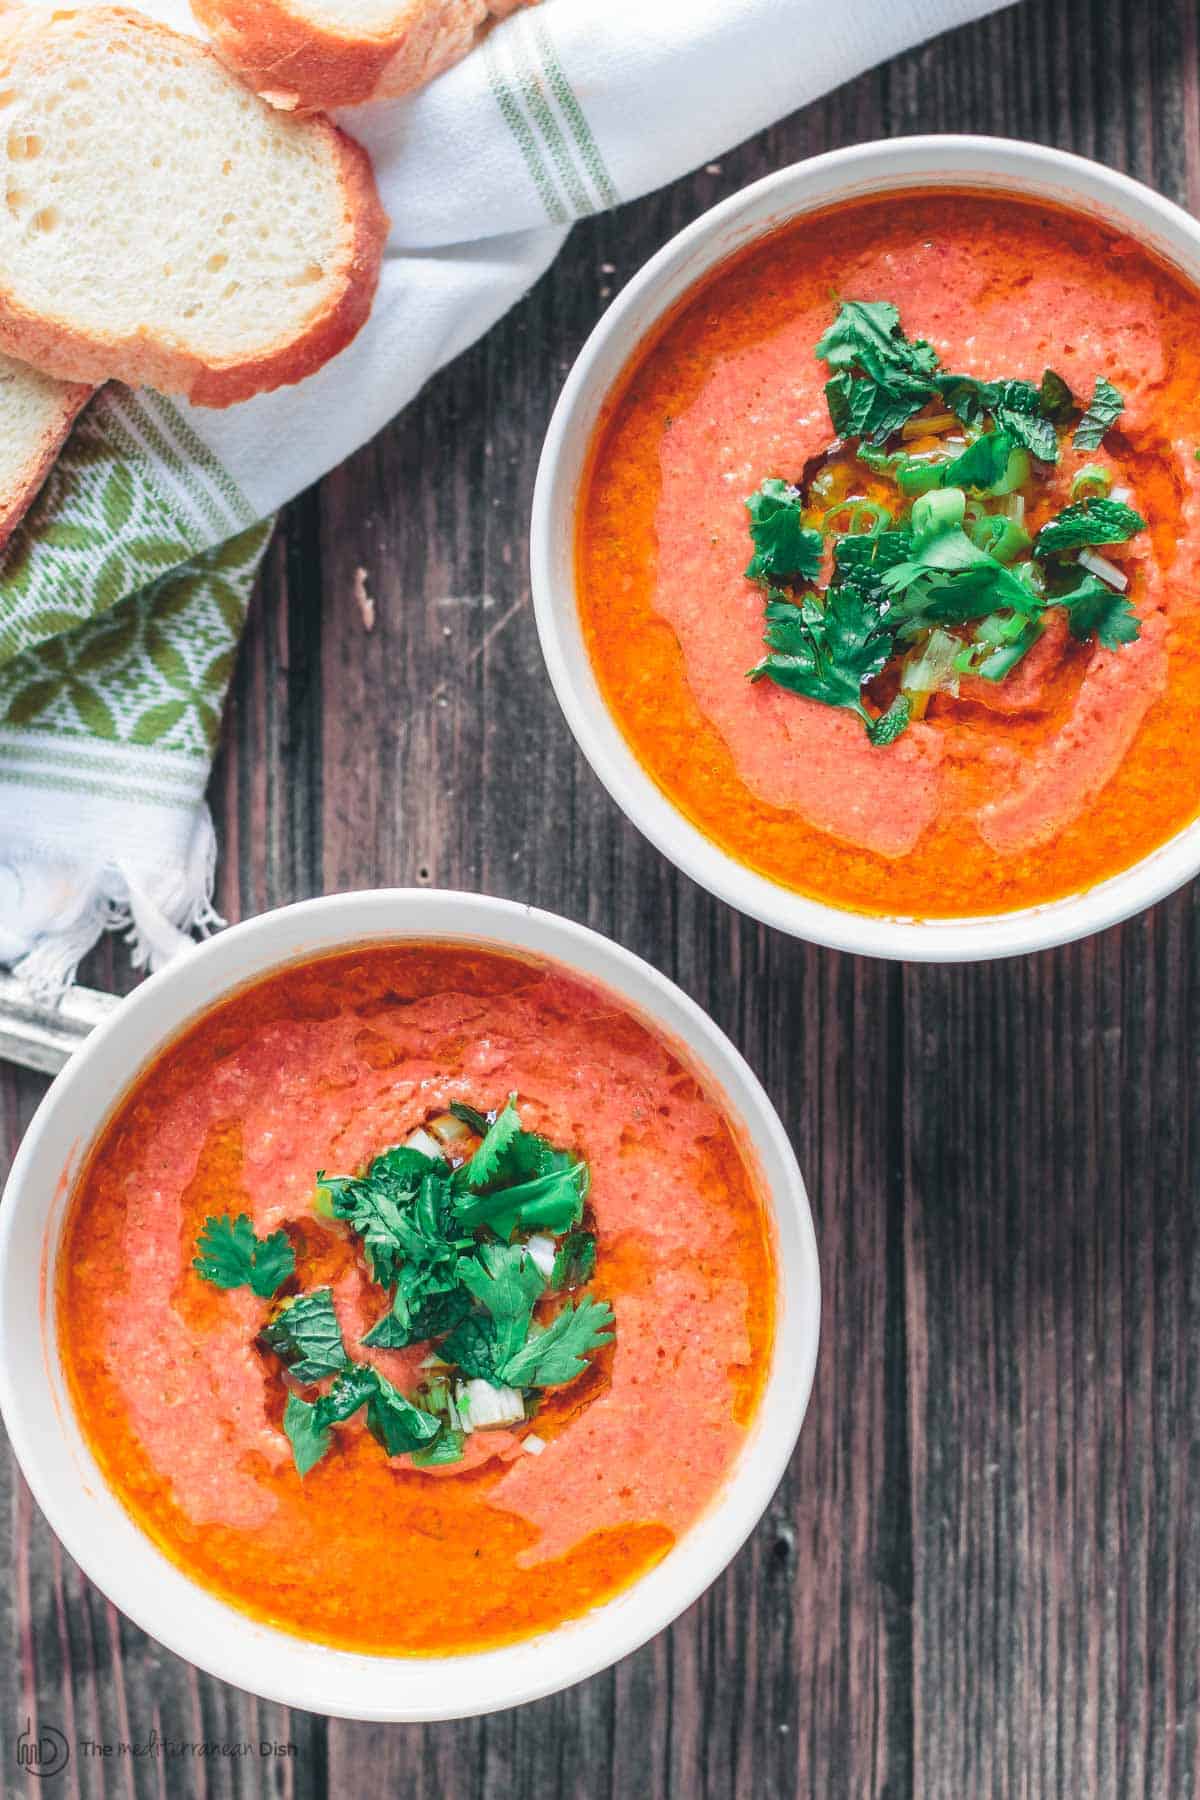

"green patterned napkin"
[0,387,271,999]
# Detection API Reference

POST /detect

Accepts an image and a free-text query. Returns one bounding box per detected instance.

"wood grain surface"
[4,1,1200,1794]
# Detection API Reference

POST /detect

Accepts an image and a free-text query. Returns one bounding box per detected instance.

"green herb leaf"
[989,380,1060,463]
[192,1213,295,1299]
[1033,497,1145,557]
[743,480,824,585]
[440,1310,503,1381]
[261,1288,348,1381]
[456,1242,546,1365]
[1039,368,1076,424]
[1057,575,1141,648]
[815,300,938,387]
[462,1095,522,1189]
[411,1426,466,1468]
[454,1163,587,1241]
[867,694,912,746]
[364,1371,442,1457]
[501,1296,615,1388]
[313,1363,379,1427]
[552,1229,597,1290]
[448,1100,490,1135]
[748,588,893,722]
[283,1391,330,1477]
[1073,375,1124,451]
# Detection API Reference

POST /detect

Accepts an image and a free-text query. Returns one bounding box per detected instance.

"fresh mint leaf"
[552,1229,596,1290]
[314,1362,378,1427]
[193,1213,295,1299]
[1058,575,1141,648]
[457,1242,546,1365]
[283,1391,330,1477]
[501,1296,615,1388]
[867,694,912,746]
[261,1288,348,1381]
[1073,376,1124,451]
[815,300,938,386]
[440,1311,503,1381]
[932,371,996,427]
[1039,368,1076,424]
[744,480,824,585]
[989,380,1060,463]
[361,1284,471,1349]
[1033,497,1145,556]
[364,1372,442,1457]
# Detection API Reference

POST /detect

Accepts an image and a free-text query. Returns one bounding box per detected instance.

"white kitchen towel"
[0,0,1012,997]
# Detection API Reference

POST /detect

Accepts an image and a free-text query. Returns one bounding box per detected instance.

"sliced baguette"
[191,0,532,113]
[0,355,91,550]
[0,6,388,407]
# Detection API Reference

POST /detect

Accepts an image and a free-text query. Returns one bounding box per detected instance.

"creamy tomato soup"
[58,944,775,1655]
[578,192,1200,917]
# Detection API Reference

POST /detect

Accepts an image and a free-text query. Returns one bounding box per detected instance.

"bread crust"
[0,378,93,550]
[0,9,390,408]
[191,0,532,112]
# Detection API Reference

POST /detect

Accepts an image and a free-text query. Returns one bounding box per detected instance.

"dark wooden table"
[5,1,1200,1793]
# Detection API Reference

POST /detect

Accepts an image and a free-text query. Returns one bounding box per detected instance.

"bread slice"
[0,356,91,549]
[191,0,532,113]
[0,6,388,407]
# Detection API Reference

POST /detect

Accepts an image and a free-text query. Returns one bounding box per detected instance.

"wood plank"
[896,7,1200,1796]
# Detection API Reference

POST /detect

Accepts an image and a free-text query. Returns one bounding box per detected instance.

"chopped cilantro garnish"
[203,1098,614,1477]
[747,589,893,730]
[1059,574,1141,648]
[261,1288,348,1380]
[500,1296,615,1387]
[744,479,824,583]
[457,1241,546,1365]
[193,1213,295,1299]
[1073,375,1124,451]
[738,301,1147,740]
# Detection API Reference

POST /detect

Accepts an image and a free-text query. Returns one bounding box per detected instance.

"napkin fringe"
[6,804,222,1007]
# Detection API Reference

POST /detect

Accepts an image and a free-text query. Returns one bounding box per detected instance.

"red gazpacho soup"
[57,943,775,1654]
[578,191,1200,917]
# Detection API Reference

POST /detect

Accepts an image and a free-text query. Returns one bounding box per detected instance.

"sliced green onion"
[1071,463,1112,502]
[985,445,1031,496]
[456,1379,525,1430]
[820,498,891,537]
[1077,547,1128,591]
[966,513,1032,564]
[900,627,961,700]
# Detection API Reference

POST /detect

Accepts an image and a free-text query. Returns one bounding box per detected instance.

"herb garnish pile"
[745,300,1147,744]
[193,1097,613,1476]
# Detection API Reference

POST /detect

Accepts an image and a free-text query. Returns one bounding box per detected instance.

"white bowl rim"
[0,888,819,1721]
[530,133,1200,961]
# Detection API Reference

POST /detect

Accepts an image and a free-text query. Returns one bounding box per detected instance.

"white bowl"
[531,135,1200,960]
[0,890,819,1721]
